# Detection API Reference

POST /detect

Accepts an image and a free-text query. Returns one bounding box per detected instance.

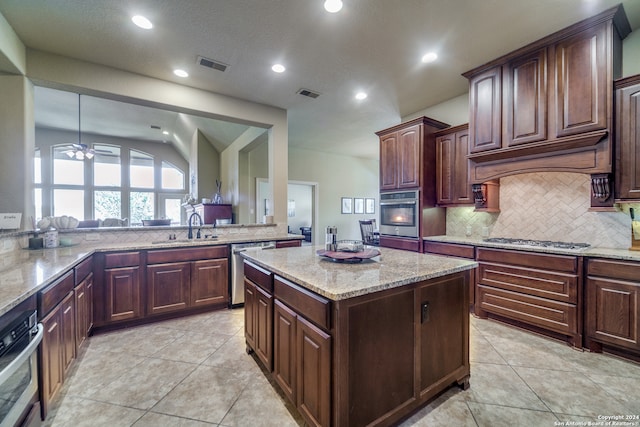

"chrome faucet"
[188,212,203,239]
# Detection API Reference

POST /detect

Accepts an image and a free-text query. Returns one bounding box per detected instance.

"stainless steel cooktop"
[483,237,591,251]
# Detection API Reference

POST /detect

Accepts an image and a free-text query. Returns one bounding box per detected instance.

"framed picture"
[365,198,375,214]
[341,197,353,214]
[354,198,364,214]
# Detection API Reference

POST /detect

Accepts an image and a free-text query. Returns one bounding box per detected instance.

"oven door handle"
[380,201,416,205]
[0,323,43,385]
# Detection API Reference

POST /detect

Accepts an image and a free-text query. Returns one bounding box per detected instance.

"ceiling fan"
[61,94,111,160]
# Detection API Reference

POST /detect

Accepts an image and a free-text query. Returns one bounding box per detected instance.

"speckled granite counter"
[240,245,478,300]
[423,235,640,261]
[0,234,302,317]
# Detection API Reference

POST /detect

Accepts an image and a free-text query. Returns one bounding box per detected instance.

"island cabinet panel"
[147,262,190,315]
[244,261,274,371]
[423,241,476,308]
[586,259,640,356]
[615,74,640,200]
[475,248,582,347]
[274,300,297,403]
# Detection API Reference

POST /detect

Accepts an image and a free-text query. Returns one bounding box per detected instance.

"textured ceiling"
[2,0,640,160]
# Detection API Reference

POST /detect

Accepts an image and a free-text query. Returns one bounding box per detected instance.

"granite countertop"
[240,245,477,301]
[0,234,302,317]
[423,235,640,261]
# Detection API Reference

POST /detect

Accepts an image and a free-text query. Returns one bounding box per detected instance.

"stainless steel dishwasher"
[230,241,275,307]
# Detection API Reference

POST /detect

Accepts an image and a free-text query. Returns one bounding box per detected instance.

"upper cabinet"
[463,5,631,203]
[615,74,640,200]
[376,116,449,197]
[435,124,473,206]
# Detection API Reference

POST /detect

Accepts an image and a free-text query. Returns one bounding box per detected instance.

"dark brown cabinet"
[435,124,472,206]
[273,300,297,403]
[377,116,449,194]
[615,74,640,200]
[146,246,229,316]
[104,266,143,323]
[74,255,94,352]
[475,248,583,347]
[463,6,630,193]
[61,292,76,376]
[244,261,274,371]
[586,258,640,356]
[423,241,476,308]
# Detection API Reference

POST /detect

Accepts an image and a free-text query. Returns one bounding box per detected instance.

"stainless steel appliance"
[379,190,419,238]
[230,241,276,307]
[0,309,43,427]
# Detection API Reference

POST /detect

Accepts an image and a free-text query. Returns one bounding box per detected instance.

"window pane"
[94,146,121,187]
[130,192,154,225]
[34,149,41,184]
[161,161,184,190]
[34,188,42,220]
[130,150,154,188]
[95,191,121,220]
[53,146,84,185]
[53,189,84,219]
[164,198,182,224]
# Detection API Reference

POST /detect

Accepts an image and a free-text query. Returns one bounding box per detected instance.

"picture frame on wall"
[341,197,353,214]
[354,198,364,214]
[365,198,375,214]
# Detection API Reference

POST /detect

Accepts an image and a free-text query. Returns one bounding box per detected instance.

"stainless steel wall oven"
[379,190,419,238]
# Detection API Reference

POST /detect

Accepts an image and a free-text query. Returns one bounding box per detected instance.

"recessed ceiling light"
[324,0,343,13]
[272,64,286,73]
[131,15,153,29]
[421,52,438,63]
[173,69,189,78]
[162,130,169,135]
[355,92,368,100]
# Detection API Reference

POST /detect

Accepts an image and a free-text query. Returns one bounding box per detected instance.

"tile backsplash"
[447,172,640,249]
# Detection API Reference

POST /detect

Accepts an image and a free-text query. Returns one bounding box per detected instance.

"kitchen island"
[240,245,477,427]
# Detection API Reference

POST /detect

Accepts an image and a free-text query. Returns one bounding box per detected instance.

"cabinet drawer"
[275,240,302,248]
[40,270,74,315]
[478,263,578,303]
[423,241,474,258]
[477,284,577,335]
[74,256,93,285]
[244,261,273,293]
[274,275,331,331]
[104,252,141,268]
[147,245,228,264]
[477,247,578,273]
[588,258,640,282]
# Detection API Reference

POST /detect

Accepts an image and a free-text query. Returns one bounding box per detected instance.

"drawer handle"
[421,302,430,324]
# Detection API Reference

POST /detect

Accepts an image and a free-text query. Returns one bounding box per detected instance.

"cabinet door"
[244,280,257,350]
[436,133,454,204]
[86,273,94,334]
[40,306,63,419]
[469,66,502,153]
[147,262,190,315]
[504,49,547,146]
[296,316,331,427]
[61,292,76,376]
[453,129,472,203]
[274,300,297,404]
[397,124,422,188]
[586,277,640,351]
[379,133,398,190]
[553,23,607,138]
[75,280,87,351]
[255,284,274,371]
[419,275,467,393]
[104,266,142,323]
[191,258,229,307]
[615,79,640,199]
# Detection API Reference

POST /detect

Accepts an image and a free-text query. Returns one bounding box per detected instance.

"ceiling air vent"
[150,125,161,130]
[297,88,320,99]
[197,55,228,72]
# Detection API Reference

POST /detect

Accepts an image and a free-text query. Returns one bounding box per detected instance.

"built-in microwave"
[379,190,419,238]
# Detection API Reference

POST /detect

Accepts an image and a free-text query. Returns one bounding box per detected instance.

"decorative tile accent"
[447,172,640,249]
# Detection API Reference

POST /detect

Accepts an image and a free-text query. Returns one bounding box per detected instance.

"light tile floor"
[43,309,640,426]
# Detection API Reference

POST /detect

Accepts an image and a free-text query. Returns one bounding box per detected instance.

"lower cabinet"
[147,262,191,315]
[104,265,143,323]
[423,241,476,308]
[61,293,76,376]
[475,247,582,347]
[586,258,640,356]
[243,261,274,370]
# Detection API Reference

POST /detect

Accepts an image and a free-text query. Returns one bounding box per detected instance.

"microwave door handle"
[0,323,43,385]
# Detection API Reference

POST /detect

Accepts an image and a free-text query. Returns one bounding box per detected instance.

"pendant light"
[64,94,95,160]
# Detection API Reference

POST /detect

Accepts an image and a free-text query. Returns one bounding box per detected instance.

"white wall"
[288,147,378,242]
